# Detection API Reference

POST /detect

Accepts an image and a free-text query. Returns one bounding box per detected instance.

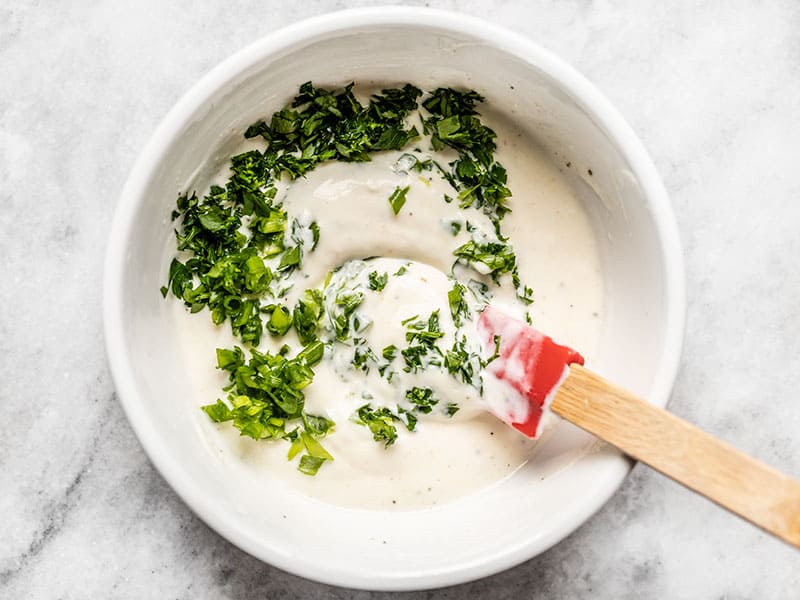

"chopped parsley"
[329,290,366,341]
[382,344,398,361]
[293,289,324,345]
[355,404,400,447]
[405,387,439,414]
[405,310,445,345]
[388,185,410,215]
[244,82,422,173]
[164,82,540,471]
[513,270,535,305]
[368,271,389,291]
[352,338,379,373]
[398,407,418,431]
[447,281,470,326]
[453,240,516,281]
[402,311,445,372]
[265,304,292,337]
[421,88,511,226]
[200,343,333,474]
[445,335,480,387]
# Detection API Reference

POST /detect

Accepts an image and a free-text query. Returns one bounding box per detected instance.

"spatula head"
[477,306,584,437]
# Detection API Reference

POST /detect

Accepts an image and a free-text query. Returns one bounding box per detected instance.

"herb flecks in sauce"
[165,82,537,473]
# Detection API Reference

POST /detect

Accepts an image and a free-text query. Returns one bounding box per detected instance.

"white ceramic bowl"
[104,7,685,591]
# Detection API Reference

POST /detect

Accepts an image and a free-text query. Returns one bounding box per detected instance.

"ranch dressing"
[171,109,604,510]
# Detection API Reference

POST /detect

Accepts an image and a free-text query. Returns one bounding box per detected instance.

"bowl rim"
[103,6,686,591]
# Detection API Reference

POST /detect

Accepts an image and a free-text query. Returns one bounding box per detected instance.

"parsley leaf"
[167,82,538,473]
[512,269,534,305]
[201,399,232,423]
[447,281,470,326]
[401,311,445,372]
[265,305,292,337]
[444,335,479,387]
[445,402,460,417]
[453,240,516,282]
[198,343,334,474]
[388,185,410,215]
[421,88,511,225]
[166,83,426,347]
[352,338,378,373]
[293,289,324,344]
[330,290,365,341]
[368,271,389,291]
[355,404,399,447]
[298,455,326,476]
[405,310,445,345]
[404,387,439,414]
[397,406,418,431]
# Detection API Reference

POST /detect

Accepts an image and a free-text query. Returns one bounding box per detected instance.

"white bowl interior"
[106,12,683,591]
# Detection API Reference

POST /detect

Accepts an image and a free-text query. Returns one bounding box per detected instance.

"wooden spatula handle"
[552,364,800,548]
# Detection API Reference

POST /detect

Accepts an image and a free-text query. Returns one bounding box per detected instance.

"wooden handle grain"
[552,364,800,548]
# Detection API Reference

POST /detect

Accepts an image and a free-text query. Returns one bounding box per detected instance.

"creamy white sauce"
[170,107,604,510]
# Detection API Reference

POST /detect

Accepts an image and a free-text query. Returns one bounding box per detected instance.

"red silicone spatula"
[478,305,800,549]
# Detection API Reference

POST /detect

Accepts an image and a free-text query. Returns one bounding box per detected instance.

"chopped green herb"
[486,334,502,364]
[511,269,534,305]
[404,387,439,414]
[330,290,365,341]
[278,245,302,272]
[368,271,389,291]
[421,88,511,225]
[297,340,325,367]
[199,343,334,473]
[388,185,410,215]
[287,436,305,461]
[352,339,378,373]
[216,346,245,370]
[293,289,324,344]
[453,240,516,282]
[402,343,441,372]
[405,311,445,345]
[201,399,233,423]
[266,305,292,337]
[447,282,470,326]
[165,83,425,347]
[355,404,399,447]
[300,431,334,461]
[302,412,334,435]
[445,335,478,387]
[309,221,320,250]
[397,406,418,431]
[298,455,326,476]
[401,311,445,372]
[166,82,537,475]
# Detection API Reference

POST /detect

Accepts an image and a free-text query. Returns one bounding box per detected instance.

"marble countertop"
[2,1,799,597]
